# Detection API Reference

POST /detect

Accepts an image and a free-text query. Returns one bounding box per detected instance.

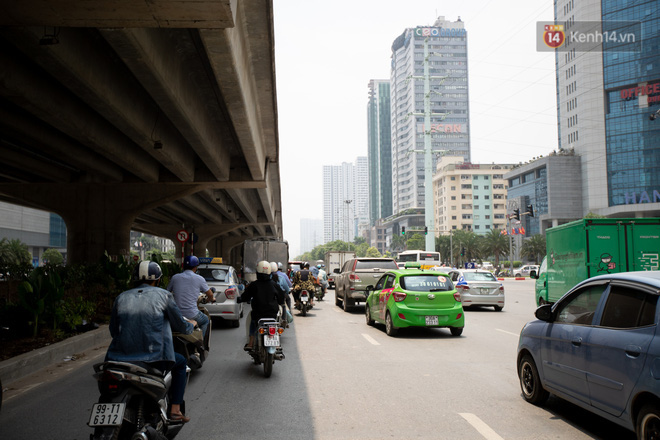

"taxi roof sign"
[198,257,222,264]
[404,262,422,269]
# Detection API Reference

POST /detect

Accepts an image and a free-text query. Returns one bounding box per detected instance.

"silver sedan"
[448,269,505,311]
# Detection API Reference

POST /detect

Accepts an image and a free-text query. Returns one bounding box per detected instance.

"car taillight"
[225,287,236,299]
[393,292,407,302]
[268,326,276,336]
[453,291,461,302]
[456,284,469,290]
[349,274,361,282]
[499,285,504,292]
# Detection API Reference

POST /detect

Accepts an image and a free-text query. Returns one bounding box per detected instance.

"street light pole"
[344,199,353,242]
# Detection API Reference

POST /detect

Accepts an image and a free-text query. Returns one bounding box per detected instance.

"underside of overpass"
[0,0,282,264]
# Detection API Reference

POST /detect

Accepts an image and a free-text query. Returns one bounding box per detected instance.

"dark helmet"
[183,255,200,269]
[133,261,163,282]
[303,262,310,269]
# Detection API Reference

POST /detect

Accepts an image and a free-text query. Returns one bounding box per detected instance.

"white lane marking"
[361,333,380,345]
[459,413,505,440]
[496,328,519,337]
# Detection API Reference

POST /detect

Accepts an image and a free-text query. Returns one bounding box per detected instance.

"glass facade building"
[367,80,392,225]
[603,0,660,207]
[556,0,660,217]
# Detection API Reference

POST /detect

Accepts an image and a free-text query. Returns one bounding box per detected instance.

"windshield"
[463,272,497,282]
[355,260,399,270]
[198,268,229,282]
[400,275,453,292]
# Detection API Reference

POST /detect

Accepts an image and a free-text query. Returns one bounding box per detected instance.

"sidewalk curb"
[0,325,111,386]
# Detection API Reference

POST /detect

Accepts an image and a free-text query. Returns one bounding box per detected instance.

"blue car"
[517,271,660,439]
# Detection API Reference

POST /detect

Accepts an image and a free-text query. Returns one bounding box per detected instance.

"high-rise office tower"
[367,79,392,225]
[555,0,660,216]
[390,16,470,216]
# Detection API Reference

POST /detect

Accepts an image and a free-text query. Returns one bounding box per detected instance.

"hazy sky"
[273,0,559,257]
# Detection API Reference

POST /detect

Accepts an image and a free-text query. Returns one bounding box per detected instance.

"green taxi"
[364,263,464,336]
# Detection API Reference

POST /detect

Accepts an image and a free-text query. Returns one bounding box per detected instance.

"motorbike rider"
[317,264,329,297]
[237,260,285,351]
[275,262,293,312]
[106,261,196,423]
[291,262,317,308]
[167,255,214,345]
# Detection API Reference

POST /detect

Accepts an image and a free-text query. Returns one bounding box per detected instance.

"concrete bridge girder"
[0,0,283,264]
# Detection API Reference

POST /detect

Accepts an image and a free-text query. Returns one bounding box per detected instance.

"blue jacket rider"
[106,261,195,423]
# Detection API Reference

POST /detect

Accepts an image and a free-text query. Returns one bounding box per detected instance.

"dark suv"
[334,258,398,311]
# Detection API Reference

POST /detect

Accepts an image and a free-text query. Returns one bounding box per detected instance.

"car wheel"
[365,304,375,326]
[385,311,398,336]
[231,319,240,328]
[636,404,660,440]
[335,289,342,306]
[494,305,503,312]
[450,327,463,336]
[515,273,521,277]
[343,295,350,312]
[518,354,549,405]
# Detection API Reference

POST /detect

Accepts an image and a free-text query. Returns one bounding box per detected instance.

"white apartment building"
[433,157,513,235]
[323,157,369,243]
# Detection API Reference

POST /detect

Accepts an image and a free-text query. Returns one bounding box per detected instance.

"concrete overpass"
[0,0,282,264]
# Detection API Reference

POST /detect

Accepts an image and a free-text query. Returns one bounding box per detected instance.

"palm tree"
[390,235,407,254]
[521,234,546,264]
[452,230,481,265]
[435,235,451,263]
[481,229,510,268]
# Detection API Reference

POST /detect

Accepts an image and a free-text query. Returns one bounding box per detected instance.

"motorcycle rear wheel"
[264,352,274,378]
[301,303,307,316]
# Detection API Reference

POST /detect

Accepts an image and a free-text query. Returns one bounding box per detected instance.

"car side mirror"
[530,270,537,279]
[333,268,340,274]
[365,285,374,294]
[535,304,553,322]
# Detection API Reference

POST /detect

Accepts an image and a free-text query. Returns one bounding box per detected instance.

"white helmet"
[256,260,271,275]
[270,262,278,273]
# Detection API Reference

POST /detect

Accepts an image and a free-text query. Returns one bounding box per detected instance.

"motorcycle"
[247,318,284,378]
[89,360,189,440]
[295,289,312,316]
[314,285,325,301]
[172,293,212,370]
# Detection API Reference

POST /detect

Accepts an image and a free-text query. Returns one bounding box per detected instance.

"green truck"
[533,218,660,305]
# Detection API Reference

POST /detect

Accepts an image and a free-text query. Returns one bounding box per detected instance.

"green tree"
[452,230,481,264]
[521,234,546,264]
[389,235,406,253]
[355,242,369,257]
[406,233,425,251]
[481,229,510,268]
[1,238,31,265]
[353,237,367,246]
[42,248,64,266]
[435,235,452,263]
[365,247,382,257]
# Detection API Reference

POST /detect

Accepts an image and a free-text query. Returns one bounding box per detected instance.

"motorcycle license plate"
[425,316,439,326]
[301,295,308,303]
[264,334,279,347]
[88,402,125,426]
